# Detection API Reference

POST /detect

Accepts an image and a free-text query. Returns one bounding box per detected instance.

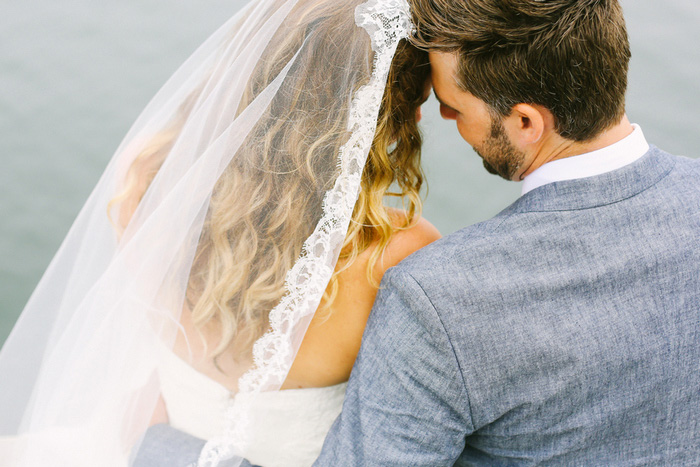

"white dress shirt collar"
[521,124,650,196]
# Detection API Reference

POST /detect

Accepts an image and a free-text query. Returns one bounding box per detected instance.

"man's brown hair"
[410,0,631,142]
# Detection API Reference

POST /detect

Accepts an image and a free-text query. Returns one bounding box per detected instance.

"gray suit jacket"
[315,147,700,465]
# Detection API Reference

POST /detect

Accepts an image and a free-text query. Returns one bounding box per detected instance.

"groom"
[136,0,700,465]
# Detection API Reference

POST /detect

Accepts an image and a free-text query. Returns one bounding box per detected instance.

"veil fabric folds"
[0,0,415,465]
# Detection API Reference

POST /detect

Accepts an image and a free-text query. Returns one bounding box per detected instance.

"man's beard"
[473,117,526,181]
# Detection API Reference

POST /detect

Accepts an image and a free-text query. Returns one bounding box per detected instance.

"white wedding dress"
[158,350,347,467]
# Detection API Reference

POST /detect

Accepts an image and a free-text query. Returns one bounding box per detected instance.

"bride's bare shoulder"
[334,208,441,292]
[374,208,442,278]
[334,208,440,293]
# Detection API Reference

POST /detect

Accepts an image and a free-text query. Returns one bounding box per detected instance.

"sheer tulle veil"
[0,0,416,465]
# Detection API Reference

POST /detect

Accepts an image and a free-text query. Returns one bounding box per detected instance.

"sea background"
[1,0,699,345]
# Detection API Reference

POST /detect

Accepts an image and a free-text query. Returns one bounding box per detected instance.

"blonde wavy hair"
[110,2,430,361]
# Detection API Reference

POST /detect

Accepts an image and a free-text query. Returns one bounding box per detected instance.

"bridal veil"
[0,0,416,465]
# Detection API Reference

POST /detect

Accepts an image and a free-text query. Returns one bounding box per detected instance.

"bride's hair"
[109,2,429,360]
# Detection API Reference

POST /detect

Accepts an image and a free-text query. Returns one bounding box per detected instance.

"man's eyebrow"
[432,89,458,112]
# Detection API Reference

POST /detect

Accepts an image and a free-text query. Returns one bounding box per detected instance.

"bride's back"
[111,0,435,393]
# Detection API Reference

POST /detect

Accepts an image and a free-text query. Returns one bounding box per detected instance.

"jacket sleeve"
[131,424,258,467]
[314,267,473,466]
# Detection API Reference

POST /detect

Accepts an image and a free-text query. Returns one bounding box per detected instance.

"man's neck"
[519,116,634,180]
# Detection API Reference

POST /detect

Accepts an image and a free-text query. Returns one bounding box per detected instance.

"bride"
[0,0,439,465]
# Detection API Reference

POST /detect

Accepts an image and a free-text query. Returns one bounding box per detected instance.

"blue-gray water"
[1,0,699,345]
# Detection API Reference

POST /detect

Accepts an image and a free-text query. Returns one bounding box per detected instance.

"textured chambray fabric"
[315,147,700,466]
[132,424,254,467]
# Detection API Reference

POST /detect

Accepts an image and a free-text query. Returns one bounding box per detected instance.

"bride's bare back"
[170,210,440,392]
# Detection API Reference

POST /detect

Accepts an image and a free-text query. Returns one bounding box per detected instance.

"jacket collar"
[506,146,675,213]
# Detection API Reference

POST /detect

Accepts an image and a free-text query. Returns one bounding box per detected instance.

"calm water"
[1,0,699,345]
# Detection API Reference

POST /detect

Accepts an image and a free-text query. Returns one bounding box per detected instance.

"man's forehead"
[428,51,460,70]
[429,51,462,106]
[429,51,462,88]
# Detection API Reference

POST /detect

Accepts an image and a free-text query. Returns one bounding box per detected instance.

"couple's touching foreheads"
[1,0,698,466]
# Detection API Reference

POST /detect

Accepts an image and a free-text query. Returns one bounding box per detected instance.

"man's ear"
[503,103,548,147]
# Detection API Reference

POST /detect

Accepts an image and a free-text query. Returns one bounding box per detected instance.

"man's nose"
[439,104,457,120]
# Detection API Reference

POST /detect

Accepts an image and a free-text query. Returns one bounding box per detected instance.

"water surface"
[1,0,699,344]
